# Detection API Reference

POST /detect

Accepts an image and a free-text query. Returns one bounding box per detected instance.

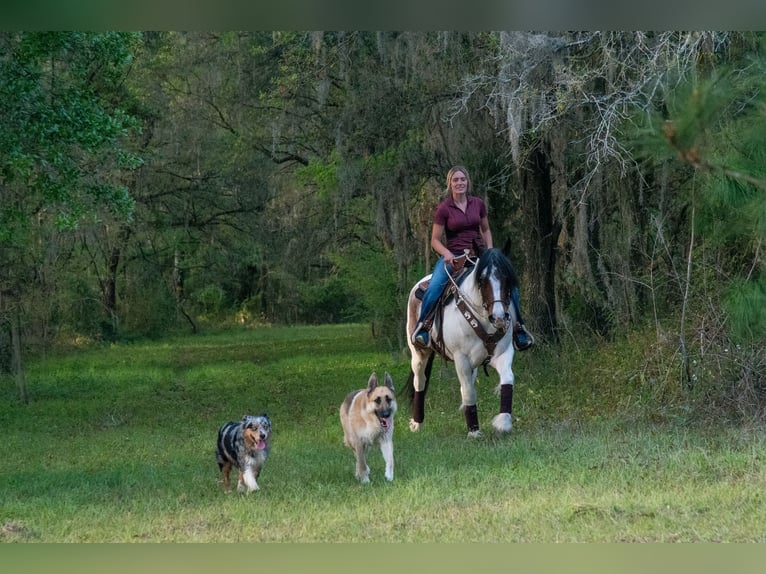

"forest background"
[1,31,764,423]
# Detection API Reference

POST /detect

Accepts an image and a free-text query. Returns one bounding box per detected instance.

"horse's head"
[475,248,518,332]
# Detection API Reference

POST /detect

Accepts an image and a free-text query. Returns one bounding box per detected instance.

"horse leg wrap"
[412,390,426,424]
[500,384,513,414]
[464,404,479,432]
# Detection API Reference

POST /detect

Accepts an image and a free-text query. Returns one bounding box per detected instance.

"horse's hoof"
[467,430,483,439]
[409,418,421,432]
[491,413,513,433]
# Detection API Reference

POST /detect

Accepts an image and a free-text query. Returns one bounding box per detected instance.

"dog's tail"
[404,353,435,406]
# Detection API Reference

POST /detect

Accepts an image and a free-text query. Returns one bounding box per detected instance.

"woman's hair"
[445,165,472,196]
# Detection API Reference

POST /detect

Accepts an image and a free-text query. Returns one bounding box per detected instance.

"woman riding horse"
[411,165,533,351]
[407,165,534,437]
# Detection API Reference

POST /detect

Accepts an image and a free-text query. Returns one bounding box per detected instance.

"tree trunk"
[173,249,197,333]
[105,244,120,331]
[11,311,28,403]
[519,140,559,343]
[104,226,132,336]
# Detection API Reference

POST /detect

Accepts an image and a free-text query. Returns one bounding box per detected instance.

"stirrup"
[414,330,430,347]
[411,321,425,345]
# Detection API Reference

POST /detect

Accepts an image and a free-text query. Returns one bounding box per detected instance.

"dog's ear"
[366,372,378,395]
[384,372,395,392]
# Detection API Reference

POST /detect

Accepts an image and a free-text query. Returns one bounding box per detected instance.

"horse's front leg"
[490,350,515,434]
[454,355,481,437]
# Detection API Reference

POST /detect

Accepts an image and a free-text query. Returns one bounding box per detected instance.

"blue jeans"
[417,256,452,326]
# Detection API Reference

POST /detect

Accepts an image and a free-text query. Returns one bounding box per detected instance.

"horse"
[404,245,521,437]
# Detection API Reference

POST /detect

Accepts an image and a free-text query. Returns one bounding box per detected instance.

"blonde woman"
[412,165,533,351]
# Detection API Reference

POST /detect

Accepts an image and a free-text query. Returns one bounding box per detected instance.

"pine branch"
[662,120,766,191]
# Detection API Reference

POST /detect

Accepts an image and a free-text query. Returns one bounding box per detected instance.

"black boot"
[411,321,430,346]
[511,287,534,351]
[513,325,534,351]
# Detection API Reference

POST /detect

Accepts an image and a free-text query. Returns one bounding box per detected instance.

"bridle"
[444,250,512,359]
[446,252,511,320]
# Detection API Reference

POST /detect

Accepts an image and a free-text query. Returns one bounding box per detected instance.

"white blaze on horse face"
[487,268,508,329]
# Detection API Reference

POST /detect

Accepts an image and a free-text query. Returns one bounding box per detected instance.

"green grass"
[1,323,765,542]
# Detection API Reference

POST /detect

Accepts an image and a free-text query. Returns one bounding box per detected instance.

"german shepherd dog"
[215,414,272,492]
[340,372,397,483]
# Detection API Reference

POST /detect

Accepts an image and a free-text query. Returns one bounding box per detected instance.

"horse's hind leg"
[408,351,433,432]
[406,287,432,432]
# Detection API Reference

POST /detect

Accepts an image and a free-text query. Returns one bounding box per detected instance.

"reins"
[444,251,483,317]
[445,250,508,361]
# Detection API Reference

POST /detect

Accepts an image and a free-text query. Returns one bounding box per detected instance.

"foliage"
[614,39,766,414]
[0,32,141,236]
[328,244,402,342]
[0,32,143,398]
[724,276,766,341]
[297,275,360,324]
[118,264,179,339]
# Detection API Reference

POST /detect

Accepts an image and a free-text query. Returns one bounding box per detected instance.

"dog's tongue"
[380,416,392,431]
[256,440,267,450]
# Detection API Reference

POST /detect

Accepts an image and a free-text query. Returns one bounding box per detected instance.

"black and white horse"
[405,246,520,437]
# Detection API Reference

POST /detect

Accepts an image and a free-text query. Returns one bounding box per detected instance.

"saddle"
[415,249,474,297]
[414,248,474,300]
[414,264,470,306]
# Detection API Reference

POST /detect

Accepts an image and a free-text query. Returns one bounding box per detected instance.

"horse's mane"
[474,247,519,290]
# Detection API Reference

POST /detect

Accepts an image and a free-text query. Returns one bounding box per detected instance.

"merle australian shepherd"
[215,414,271,492]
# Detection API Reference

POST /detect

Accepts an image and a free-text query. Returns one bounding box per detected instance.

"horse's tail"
[405,353,435,406]
[404,369,416,404]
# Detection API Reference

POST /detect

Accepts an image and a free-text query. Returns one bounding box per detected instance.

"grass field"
[1,323,765,542]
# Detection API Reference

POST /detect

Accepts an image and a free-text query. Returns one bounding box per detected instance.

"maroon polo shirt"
[433,195,487,255]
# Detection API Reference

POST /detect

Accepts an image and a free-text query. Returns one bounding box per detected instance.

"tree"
[635,44,766,412]
[0,32,142,400]
[445,32,746,343]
